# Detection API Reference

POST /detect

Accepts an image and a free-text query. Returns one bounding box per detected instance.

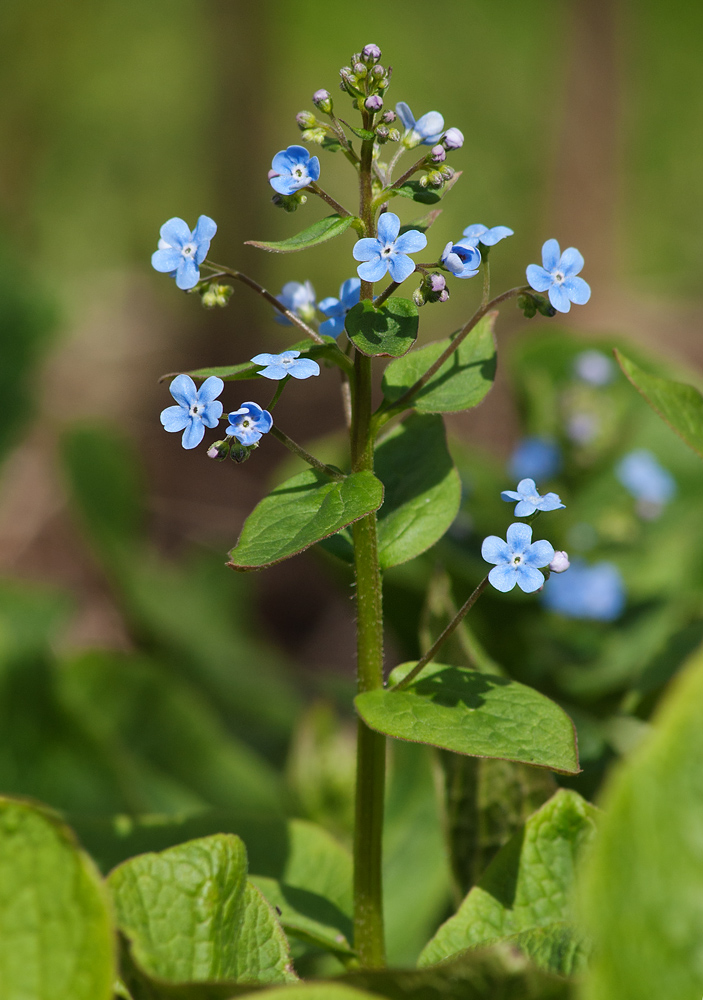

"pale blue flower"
[160,374,224,449]
[616,450,676,505]
[526,239,591,313]
[441,240,481,279]
[151,216,217,290]
[269,145,320,195]
[501,478,565,516]
[462,223,514,247]
[509,438,561,481]
[574,350,614,386]
[250,350,320,380]
[482,522,555,594]
[226,402,273,446]
[274,281,316,326]
[543,560,625,620]
[319,278,361,337]
[353,213,427,283]
[395,103,444,146]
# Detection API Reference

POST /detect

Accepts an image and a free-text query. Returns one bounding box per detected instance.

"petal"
[320,315,344,338]
[526,264,552,293]
[515,564,545,593]
[541,239,561,271]
[537,493,565,512]
[159,218,191,248]
[193,215,217,243]
[151,249,183,273]
[307,156,321,182]
[285,145,310,165]
[414,111,444,140]
[318,296,342,316]
[169,374,197,407]
[506,521,532,554]
[514,499,537,516]
[358,257,388,282]
[462,224,487,239]
[548,284,572,313]
[340,277,361,304]
[480,225,514,246]
[251,353,279,365]
[558,246,584,276]
[288,359,320,379]
[481,535,510,565]
[394,229,428,254]
[257,365,288,380]
[377,212,401,244]
[395,102,415,130]
[269,175,296,195]
[182,418,205,450]
[500,490,522,502]
[452,241,481,268]
[175,258,199,290]
[197,375,225,403]
[455,266,480,280]
[201,400,223,427]
[489,565,518,592]
[517,478,537,495]
[279,351,301,361]
[160,405,189,432]
[271,149,294,173]
[564,275,591,305]
[525,539,556,568]
[387,253,416,283]
[353,238,382,262]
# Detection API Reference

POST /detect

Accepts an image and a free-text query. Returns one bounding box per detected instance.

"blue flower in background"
[574,350,614,386]
[482,522,555,594]
[526,239,591,313]
[501,478,565,517]
[543,560,625,620]
[319,278,361,337]
[462,224,514,247]
[395,102,444,146]
[509,437,561,481]
[441,241,481,279]
[151,216,217,290]
[274,281,316,326]
[353,213,427,283]
[226,402,273,446]
[250,350,320,380]
[269,145,320,195]
[160,374,224,449]
[616,449,676,506]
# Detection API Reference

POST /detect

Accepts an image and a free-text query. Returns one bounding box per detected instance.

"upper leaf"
[391,170,463,206]
[381,314,497,413]
[355,662,580,774]
[345,298,419,358]
[228,469,384,570]
[0,797,114,1000]
[245,214,356,253]
[616,348,703,459]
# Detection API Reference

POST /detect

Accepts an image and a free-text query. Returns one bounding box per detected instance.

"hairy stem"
[269,425,345,480]
[307,181,353,218]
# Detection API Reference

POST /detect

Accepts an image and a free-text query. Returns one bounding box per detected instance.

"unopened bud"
[442,127,464,150]
[549,551,570,574]
[422,169,444,188]
[371,64,385,79]
[362,43,382,63]
[428,273,446,293]
[440,165,455,180]
[312,89,332,112]
[429,144,446,163]
[207,439,230,460]
[365,95,383,112]
[438,288,450,303]
[375,125,389,142]
[301,127,328,145]
[412,286,425,307]
[353,62,367,77]
[296,110,317,129]
[387,128,400,142]
[200,283,233,309]
[381,110,396,124]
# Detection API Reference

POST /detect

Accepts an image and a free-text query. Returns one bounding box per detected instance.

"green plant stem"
[267,380,288,411]
[390,576,490,692]
[373,281,400,309]
[306,182,353,218]
[269,426,344,481]
[482,259,491,308]
[351,123,386,969]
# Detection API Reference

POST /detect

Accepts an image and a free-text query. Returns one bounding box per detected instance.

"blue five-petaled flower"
[269,145,320,195]
[395,102,444,146]
[501,478,565,517]
[353,213,427,283]
[160,374,224,450]
[319,278,361,338]
[226,402,273,446]
[462,223,514,247]
[526,239,591,313]
[151,216,217,290]
[274,281,316,326]
[482,522,555,594]
[250,350,320,381]
[441,241,482,279]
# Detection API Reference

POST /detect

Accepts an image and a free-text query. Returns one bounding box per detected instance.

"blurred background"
[1,0,702,967]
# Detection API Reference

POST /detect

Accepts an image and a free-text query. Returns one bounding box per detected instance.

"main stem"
[352,126,386,968]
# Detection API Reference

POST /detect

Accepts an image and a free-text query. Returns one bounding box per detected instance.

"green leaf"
[355,662,580,774]
[392,170,463,205]
[227,469,383,570]
[381,314,497,413]
[245,214,355,253]
[398,209,442,236]
[616,348,703,459]
[251,876,354,956]
[420,790,597,976]
[345,124,376,141]
[0,798,114,1000]
[109,834,295,986]
[166,337,351,383]
[345,298,419,358]
[580,644,703,1000]
[238,986,387,1000]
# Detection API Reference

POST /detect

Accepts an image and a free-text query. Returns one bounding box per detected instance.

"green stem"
[307,181,353,218]
[482,258,491,308]
[373,281,400,309]
[269,425,344,480]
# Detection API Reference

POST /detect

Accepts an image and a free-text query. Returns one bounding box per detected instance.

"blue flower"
[509,438,561,481]
[616,449,676,505]
[319,278,361,338]
[574,350,614,386]
[542,560,625,620]
[462,223,514,247]
[226,402,273,446]
[441,240,481,279]
[526,239,591,314]
[160,374,224,450]
[481,522,555,594]
[353,213,427,283]
[151,216,217,291]
[395,103,444,146]
[269,145,320,195]
[501,478,565,516]
[250,350,320,381]
[274,281,316,326]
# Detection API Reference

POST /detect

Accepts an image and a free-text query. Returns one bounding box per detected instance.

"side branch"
[270,425,345,481]
[307,182,353,218]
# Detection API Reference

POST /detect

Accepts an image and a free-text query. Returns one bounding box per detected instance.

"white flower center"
[513,555,523,565]
[189,403,201,416]
[182,243,196,257]
[292,166,306,179]
[381,245,393,256]
[241,419,251,428]
[554,271,565,284]
[282,357,293,366]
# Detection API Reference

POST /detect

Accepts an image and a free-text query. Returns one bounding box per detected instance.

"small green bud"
[412,286,426,307]
[200,283,233,309]
[517,294,538,319]
[375,125,390,143]
[353,62,367,78]
[207,439,230,460]
[387,128,400,142]
[312,89,333,113]
[422,169,444,188]
[301,127,328,145]
[296,110,317,129]
[439,165,455,180]
[230,441,258,464]
[272,191,307,213]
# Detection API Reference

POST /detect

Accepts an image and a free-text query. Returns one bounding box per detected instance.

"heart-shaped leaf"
[228,469,383,570]
[355,662,580,774]
[345,298,419,358]
[246,214,356,253]
[381,314,497,412]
